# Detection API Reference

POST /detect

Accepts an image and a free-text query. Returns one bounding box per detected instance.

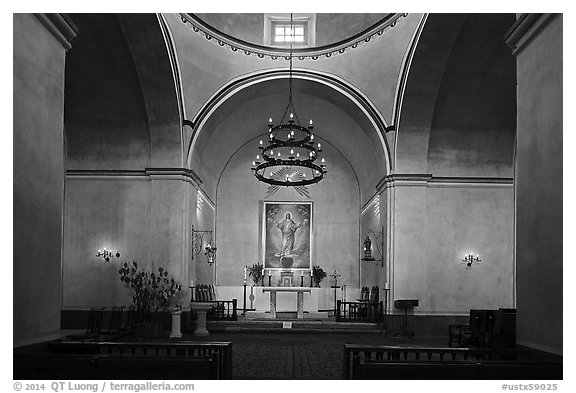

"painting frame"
[262,201,313,271]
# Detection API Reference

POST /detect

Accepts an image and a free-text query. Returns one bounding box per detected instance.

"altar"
[262,287,311,319]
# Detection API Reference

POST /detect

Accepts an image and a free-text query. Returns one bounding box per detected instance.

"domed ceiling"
[182,13,407,58]
[194,13,389,47]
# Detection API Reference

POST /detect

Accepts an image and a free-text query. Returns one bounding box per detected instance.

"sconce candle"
[463,252,481,267]
[96,248,120,262]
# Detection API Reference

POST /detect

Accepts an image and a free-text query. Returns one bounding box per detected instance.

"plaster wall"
[215,138,360,289]
[63,177,187,308]
[514,15,562,354]
[392,184,514,315]
[13,14,67,345]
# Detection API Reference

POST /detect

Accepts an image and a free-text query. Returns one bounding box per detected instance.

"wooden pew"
[97,354,218,380]
[14,354,98,380]
[14,353,219,380]
[354,359,479,380]
[344,345,561,380]
[49,341,233,379]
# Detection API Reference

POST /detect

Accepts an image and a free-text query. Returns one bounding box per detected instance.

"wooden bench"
[14,353,219,380]
[48,341,233,379]
[97,354,218,380]
[336,286,383,323]
[344,345,561,380]
[353,358,562,380]
[450,308,516,348]
[192,284,237,321]
[354,359,479,380]
[14,353,98,380]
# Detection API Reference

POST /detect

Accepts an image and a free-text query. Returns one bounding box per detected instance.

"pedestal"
[269,291,277,318]
[169,310,182,338]
[297,291,304,319]
[190,302,216,336]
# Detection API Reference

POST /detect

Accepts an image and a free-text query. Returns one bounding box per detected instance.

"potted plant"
[119,261,183,337]
[312,265,327,287]
[247,263,264,286]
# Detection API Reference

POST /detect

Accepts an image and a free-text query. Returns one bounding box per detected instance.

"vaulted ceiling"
[64,13,516,205]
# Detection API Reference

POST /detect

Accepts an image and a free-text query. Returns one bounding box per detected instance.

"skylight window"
[272,22,307,45]
[264,14,316,47]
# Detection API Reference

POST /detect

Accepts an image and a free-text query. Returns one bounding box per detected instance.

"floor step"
[207,317,385,334]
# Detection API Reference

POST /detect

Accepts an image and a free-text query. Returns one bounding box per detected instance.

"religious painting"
[262,202,312,271]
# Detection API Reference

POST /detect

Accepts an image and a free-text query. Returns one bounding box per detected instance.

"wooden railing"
[208,299,238,321]
[48,341,233,379]
[343,345,561,380]
[192,285,238,321]
[336,300,383,323]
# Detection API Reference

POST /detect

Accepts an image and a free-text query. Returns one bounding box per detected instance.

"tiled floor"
[188,331,446,379]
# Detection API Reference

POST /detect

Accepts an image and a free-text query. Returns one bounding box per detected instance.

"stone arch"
[187,69,392,177]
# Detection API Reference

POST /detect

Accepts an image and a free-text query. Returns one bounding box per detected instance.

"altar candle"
[244,266,247,280]
[300,270,303,277]
[268,270,272,277]
[190,280,194,288]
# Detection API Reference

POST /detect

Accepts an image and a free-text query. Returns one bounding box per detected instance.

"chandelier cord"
[280,13,301,125]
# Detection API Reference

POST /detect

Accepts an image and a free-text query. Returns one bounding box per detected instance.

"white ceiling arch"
[187,68,392,177]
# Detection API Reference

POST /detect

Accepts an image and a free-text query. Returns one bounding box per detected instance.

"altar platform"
[206,313,384,334]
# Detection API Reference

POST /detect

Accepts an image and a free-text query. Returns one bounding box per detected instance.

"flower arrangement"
[248,263,264,286]
[118,261,183,314]
[312,265,327,287]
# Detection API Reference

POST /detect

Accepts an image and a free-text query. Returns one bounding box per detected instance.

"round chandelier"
[251,15,327,187]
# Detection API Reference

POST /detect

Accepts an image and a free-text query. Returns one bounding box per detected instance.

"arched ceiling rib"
[189,78,387,205]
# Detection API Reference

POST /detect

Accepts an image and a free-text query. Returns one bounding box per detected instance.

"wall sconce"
[463,252,481,267]
[97,248,120,262]
[192,225,217,265]
[204,242,216,265]
[361,227,384,266]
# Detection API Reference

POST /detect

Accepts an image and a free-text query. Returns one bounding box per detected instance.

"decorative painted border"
[179,13,408,60]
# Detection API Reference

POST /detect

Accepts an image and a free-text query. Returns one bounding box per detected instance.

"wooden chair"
[192,284,237,321]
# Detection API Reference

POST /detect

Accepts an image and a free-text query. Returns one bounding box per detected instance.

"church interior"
[13,12,563,380]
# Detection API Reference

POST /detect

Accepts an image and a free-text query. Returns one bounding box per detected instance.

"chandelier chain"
[280,13,301,125]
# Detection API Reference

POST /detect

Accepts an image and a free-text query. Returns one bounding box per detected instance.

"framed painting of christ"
[262,201,312,271]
